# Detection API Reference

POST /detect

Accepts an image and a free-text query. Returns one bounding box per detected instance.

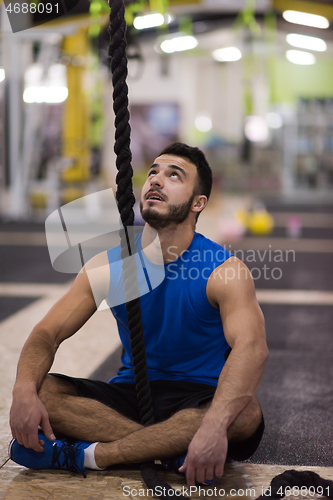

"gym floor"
[0,194,332,499]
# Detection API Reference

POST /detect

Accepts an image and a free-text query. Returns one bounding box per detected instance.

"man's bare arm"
[10,252,109,452]
[180,257,268,486]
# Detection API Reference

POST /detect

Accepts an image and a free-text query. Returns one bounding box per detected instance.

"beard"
[140,193,195,230]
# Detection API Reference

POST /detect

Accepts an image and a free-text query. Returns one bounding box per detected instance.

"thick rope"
[108,0,154,427]
[108,1,187,498]
[256,470,333,500]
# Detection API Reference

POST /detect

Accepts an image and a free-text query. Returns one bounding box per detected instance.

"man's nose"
[150,172,163,187]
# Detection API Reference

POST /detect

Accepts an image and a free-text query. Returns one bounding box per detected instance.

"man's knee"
[38,374,78,408]
[228,396,263,441]
[227,397,264,461]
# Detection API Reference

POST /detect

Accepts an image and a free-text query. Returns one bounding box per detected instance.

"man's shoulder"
[194,231,229,250]
[193,232,233,262]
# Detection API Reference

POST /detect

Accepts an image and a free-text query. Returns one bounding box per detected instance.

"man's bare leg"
[39,375,262,468]
[38,375,143,442]
[94,396,263,468]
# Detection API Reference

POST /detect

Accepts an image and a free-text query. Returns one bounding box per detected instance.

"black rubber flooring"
[251,304,333,466]
[269,227,333,239]
[0,246,76,283]
[262,200,333,214]
[0,296,40,322]
[242,252,333,291]
[0,221,46,232]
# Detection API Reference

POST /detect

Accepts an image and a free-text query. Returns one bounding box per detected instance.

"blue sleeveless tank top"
[107,232,232,387]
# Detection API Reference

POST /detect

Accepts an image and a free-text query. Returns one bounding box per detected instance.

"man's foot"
[161,454,215,486]
[9,433,91,477]
[161,454,186,475]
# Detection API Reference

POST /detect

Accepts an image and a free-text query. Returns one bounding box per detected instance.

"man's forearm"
[10,326,58,450]
[203,340,268,432]
[14,326,57,395]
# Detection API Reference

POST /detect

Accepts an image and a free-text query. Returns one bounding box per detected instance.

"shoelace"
[51,442,86,478]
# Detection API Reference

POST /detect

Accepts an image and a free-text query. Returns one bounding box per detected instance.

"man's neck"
[142,222,195,263]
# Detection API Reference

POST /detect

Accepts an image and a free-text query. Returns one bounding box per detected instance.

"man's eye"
[148,170,156,177]
[171,172,179,178]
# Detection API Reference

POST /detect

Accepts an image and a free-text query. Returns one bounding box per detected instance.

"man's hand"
[179,418,227,487]
[10,388,55,452]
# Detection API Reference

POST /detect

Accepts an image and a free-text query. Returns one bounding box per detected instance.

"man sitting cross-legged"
[9,143,268,487]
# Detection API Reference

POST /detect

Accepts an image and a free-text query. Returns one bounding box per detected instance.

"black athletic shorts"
[51,374,264,461]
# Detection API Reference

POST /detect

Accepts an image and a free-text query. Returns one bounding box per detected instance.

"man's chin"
[141,208,171,230]
[140,197,193,229]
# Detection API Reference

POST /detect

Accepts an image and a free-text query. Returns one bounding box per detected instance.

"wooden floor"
[1,459,333,500]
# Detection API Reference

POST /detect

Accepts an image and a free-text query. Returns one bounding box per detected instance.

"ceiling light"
[286,33,327,52]
[160,35,198,54]
[23,86,68,104]
[47,64,67,86]
[283,10,329,29]
[212,47,242,62]
[245,116,269,143]
[44,87,68,103]
[133,13,172,30]
[286,49,316,65]
[23,63,68,103]
[266,112,283,129]
[0,69,5,82]
[23,87,45,104]
[195,116,212,132]
[24,63,43,86]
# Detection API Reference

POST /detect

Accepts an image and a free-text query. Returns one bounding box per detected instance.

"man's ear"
[192,195,208,214]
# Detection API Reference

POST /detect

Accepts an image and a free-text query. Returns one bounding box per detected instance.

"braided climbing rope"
[108,0,154,428]
[256,470,333,500]
[108,0,183,497]
[107,2,333,499]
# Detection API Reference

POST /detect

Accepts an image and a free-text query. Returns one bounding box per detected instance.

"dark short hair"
[158,142,212,201]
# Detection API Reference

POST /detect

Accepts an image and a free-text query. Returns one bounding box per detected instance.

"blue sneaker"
[161,454,215,486]
[9,433,91,478]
